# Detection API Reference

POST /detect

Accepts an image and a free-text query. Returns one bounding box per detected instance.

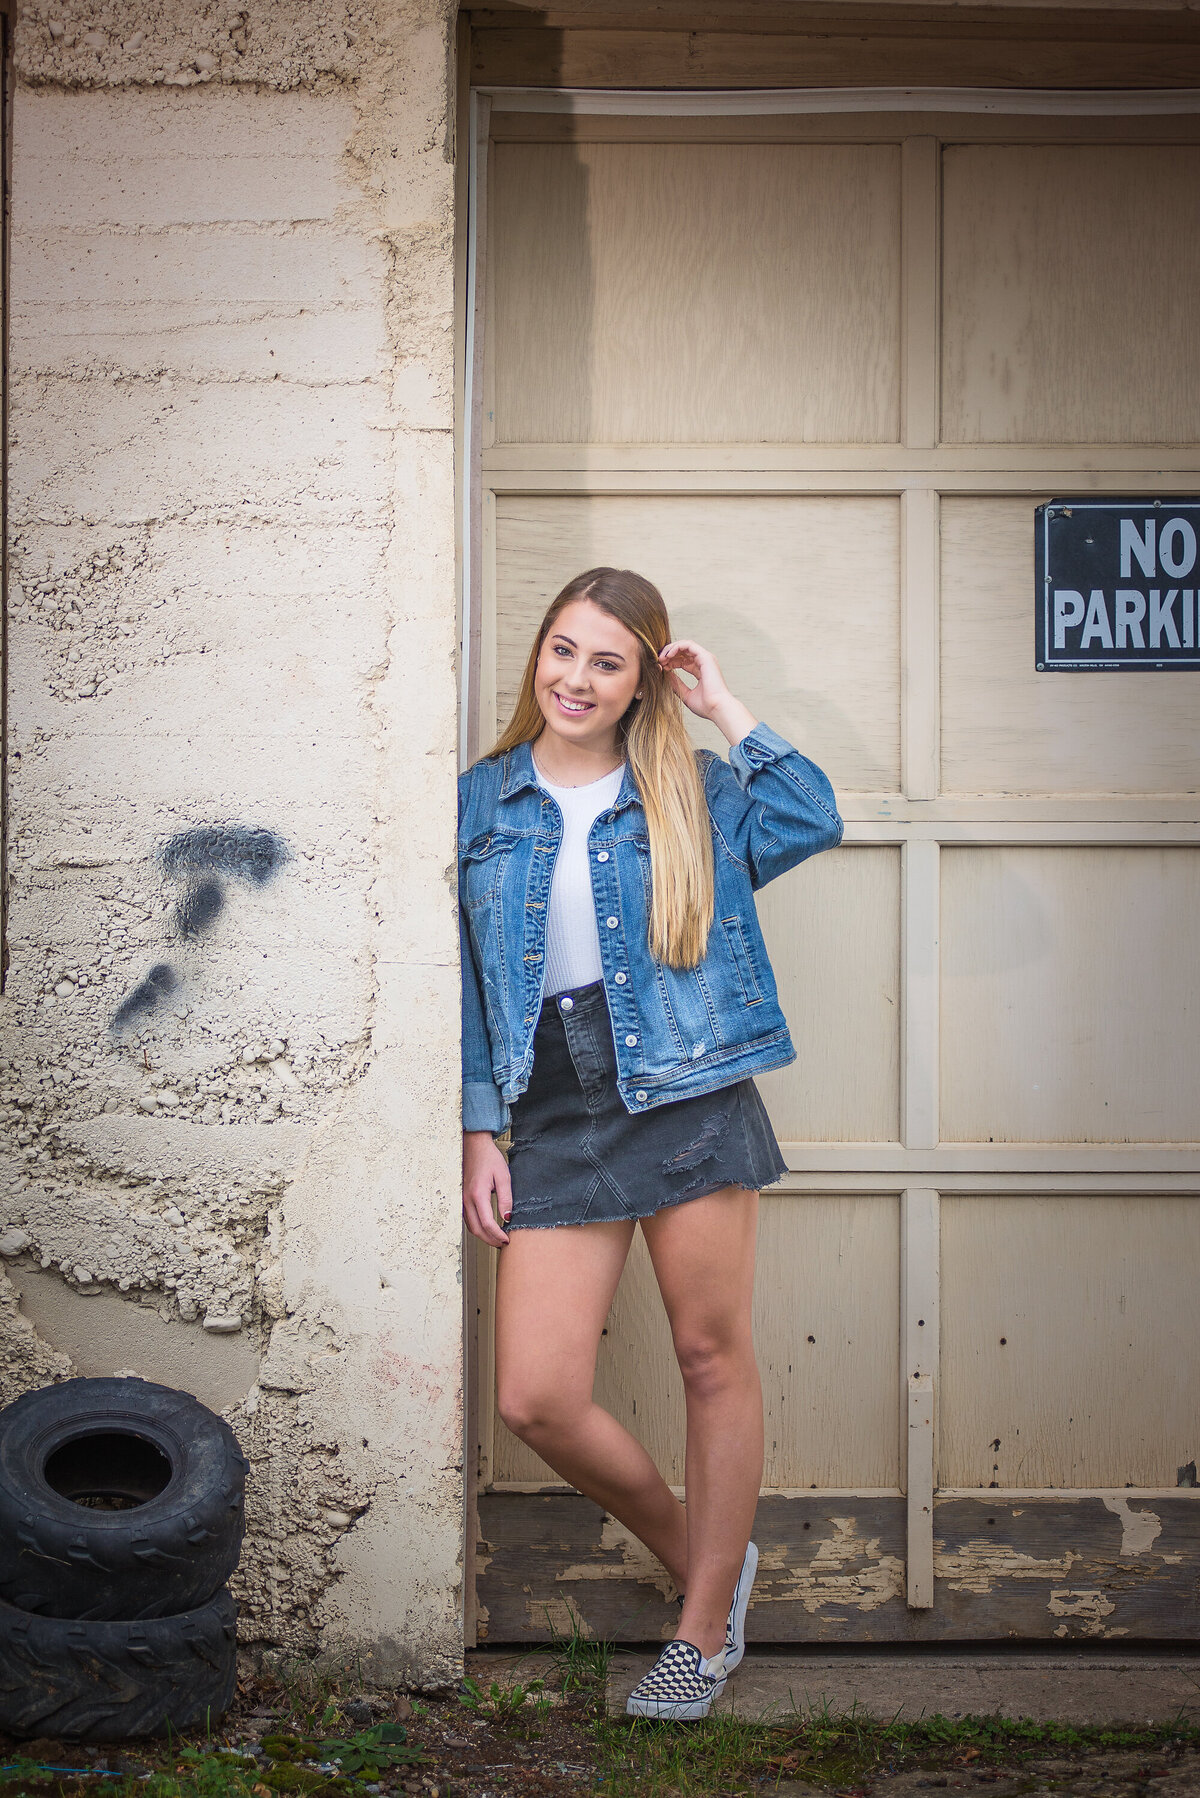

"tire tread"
[0,1588,237,1739]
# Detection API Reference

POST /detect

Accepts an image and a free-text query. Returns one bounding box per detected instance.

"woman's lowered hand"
[462,1130,513,1246]
[658,639,759,747]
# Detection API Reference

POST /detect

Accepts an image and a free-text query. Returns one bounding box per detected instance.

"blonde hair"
[489,568,714,969]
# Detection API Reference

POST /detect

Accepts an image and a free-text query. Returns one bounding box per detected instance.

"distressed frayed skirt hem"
[504,981,787,1232]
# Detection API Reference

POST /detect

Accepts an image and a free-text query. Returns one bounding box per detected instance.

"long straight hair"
[488,568,714,969]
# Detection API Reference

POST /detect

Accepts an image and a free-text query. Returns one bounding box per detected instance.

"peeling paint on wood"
[559,1516,678,1602]
[477,1491,1200,1642]
[1047,1588,1118,1636]
[1101,1494,1163,1556]
[936,1539,1082,1594]
[756,1517,905,1614]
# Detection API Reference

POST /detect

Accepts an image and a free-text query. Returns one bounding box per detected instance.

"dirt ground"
[3,1648,1200,1798]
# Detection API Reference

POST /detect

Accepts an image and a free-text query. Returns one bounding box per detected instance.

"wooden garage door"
[467,99,1200,1643]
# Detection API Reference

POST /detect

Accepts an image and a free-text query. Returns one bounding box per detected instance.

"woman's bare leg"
[494,1220,690,1589]
[640,1187,763,1661]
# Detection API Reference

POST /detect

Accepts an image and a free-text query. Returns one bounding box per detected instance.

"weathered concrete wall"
[2,0,463,1686]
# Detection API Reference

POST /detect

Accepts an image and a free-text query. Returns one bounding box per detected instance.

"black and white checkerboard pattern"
[625,1639,728,1718]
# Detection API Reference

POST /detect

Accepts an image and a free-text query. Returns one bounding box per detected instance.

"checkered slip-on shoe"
[625,1639,729,1721]
[723,1539,759,1672]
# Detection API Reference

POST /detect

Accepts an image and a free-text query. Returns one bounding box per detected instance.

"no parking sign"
[1035,498,1200,670]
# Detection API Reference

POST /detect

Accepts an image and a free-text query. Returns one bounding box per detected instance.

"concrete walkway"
[607,1650,1200,1724]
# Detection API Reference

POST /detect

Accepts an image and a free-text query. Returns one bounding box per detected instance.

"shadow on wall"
[111,825,290,1034]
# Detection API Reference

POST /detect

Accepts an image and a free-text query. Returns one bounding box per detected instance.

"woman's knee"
[496,1378,581,1442]
[673,1329,756,1399]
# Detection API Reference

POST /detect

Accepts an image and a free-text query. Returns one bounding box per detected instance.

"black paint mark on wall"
[176,876,224,939]
[111,962,177,1031]
[163,825,288,941]
[162,825,288,888]
[110,824,290,1032]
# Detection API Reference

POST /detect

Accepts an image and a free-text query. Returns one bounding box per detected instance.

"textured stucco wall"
[1,0,463,1686]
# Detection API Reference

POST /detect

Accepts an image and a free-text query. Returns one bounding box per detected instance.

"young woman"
[459,567,842,1720]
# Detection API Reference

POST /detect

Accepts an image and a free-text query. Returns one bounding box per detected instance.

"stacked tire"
[0,1378,248,1740]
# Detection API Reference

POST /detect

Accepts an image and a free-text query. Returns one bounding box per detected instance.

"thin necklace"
[531,743,624,789]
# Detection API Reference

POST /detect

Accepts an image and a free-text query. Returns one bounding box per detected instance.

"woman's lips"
[553,692,595,715]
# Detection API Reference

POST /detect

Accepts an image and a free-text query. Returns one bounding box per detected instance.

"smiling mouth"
[553,692,596,715]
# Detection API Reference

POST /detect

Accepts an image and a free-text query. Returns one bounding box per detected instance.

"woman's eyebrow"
[550,632,626,663]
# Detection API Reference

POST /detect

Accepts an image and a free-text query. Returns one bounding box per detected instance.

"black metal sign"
[1035,498,1200,671]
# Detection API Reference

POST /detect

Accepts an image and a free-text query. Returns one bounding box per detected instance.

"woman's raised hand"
[463,1130,513,1247]
[658,640,759,747]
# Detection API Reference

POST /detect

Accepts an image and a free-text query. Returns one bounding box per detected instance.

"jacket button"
[596,851,609,862]
[606,916,618,928]
[634,1090,648,1103]
[614,972,627,985]
[625,1034,637,1047]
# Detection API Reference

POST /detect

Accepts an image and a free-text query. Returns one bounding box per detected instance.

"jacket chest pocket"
[631,834,653,911]
[460,831,518,913]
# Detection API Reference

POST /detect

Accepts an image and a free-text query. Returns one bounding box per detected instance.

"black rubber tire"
[0,1378,248,1620]
[0,1585,237,1740]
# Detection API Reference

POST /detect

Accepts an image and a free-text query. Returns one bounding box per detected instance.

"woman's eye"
[595,661,618,673]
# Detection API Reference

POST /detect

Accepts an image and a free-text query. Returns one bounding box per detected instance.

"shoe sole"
[723,1539,759,1674]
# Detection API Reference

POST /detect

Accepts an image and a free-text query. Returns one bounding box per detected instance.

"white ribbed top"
[535,760,626,997]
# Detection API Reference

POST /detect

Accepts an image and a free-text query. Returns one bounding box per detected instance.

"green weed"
[536,1603,614,1700]
[311,1725,422,1777]
[458,1673,551,1727]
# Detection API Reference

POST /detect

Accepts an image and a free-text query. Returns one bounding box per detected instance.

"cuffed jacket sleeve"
[460,898,509,1135]
[706,721,843,890]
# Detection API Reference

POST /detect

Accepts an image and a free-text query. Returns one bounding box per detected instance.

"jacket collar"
[499,739,642,814]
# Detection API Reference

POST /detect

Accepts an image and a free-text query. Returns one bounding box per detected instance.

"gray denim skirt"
[505,981,788,1230]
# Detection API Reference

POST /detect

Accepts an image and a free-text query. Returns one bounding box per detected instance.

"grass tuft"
[533,1601,614,1703]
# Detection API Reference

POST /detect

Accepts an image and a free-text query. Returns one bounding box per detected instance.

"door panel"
[942,145,1200,445]
[940,1195,1200,1487]
[491,140,902,444]
[756,847,901,1144]
[940,847,1200,1144]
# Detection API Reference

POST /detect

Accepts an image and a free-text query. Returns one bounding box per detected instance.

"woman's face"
[533,598,643,754]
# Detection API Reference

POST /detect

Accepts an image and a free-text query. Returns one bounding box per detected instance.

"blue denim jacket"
[459,722,842,1134]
